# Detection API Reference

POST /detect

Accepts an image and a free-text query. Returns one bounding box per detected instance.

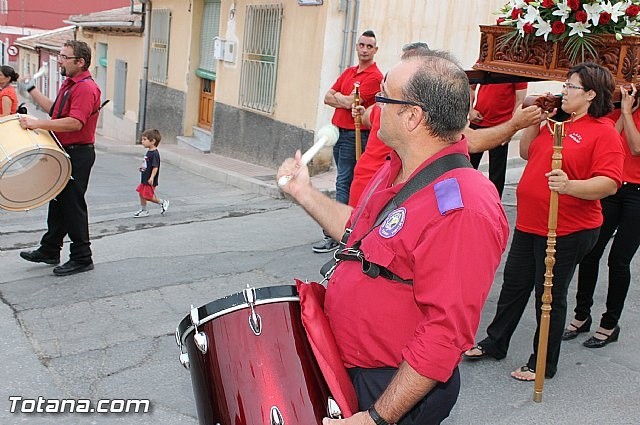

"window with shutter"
[114,59,127,117]
[199,0,221,75]
[149,9,171,84]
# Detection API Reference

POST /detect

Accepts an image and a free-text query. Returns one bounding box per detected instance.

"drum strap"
[49,77,95,118]
[320,153,473,284]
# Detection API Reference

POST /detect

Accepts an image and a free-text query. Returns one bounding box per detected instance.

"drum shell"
[0,114,71,211]
[181,286,331,425]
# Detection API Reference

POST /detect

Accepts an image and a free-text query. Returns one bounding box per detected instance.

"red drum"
[176,285,334,425]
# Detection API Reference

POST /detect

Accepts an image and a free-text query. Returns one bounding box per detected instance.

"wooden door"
[198,78,214,129]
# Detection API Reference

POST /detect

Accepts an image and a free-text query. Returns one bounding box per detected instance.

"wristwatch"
[368,406,390,425]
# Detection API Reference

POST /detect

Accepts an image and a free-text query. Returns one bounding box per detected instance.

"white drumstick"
[278,124,339,187]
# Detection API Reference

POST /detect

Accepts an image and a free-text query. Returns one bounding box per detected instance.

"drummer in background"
[278,51,509,425]
[18,40,101,277]
[0,65,19,116]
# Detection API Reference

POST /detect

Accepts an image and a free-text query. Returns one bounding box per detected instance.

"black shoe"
[562,316,592,340]
[312,236,339,253]
[583,326,620,348]
[53,260,94,276]
[20,250,60,265]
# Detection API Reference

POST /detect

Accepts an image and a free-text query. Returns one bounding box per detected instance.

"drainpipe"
[338,0,353,73]
[138,0,152,138]
[348,0,361,67]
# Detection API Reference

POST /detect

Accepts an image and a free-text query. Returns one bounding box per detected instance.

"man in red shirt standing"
[19,40,101,276]
[312,30,383,253]
[278,50,508,425]
[469,82,528,198]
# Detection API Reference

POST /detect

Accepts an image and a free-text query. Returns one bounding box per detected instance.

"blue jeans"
[333,129,369,204]
[575,183,640,329]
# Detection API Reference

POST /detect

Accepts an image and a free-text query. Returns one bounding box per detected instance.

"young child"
[133,129,170,217]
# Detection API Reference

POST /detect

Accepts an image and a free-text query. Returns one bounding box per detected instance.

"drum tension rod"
[243,286,263,336]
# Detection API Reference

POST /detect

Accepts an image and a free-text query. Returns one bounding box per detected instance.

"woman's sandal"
[510,365,536,381]
[463,345,488,360]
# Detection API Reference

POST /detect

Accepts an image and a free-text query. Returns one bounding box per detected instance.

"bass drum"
[0,114,71,211]
[176,285,332,425]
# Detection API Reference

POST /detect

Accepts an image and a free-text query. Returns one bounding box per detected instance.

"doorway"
[198,78,214,130]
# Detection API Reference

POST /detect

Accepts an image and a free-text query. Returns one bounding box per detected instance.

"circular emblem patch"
[379,207,406,238]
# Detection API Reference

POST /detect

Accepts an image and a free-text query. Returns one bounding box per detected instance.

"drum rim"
[177,285,300,344]
[0,146,72,211]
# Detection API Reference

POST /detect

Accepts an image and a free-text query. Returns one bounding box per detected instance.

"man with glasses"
[19,40,101,276]
[311,30,383,253]
[278,51,508,424]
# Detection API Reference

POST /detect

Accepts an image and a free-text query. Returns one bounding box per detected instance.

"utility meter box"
[213,37,224,60]
[223,41,237,63]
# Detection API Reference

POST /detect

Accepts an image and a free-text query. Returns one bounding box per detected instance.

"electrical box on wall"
[223,41,237,63]
[213,37,224,60]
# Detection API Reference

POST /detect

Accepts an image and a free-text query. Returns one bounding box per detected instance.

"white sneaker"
[133,209,149,217]
[161,199,170,215]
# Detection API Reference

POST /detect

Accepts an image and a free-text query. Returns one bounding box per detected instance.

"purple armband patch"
[434,178,464,215]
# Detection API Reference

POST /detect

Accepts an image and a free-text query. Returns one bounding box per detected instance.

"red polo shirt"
[607,109,640,184]
[325,140,509,383]
[474,83,528,127]
[330,63,383,130]
[516,115,624,236]
[349,105,392,206]
[50,70,101,146]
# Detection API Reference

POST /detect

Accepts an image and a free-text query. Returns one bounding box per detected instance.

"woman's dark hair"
[0,65,19,82]
[567,62,615,118]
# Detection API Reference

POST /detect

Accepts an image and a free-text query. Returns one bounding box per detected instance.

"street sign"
[7,45,18,56]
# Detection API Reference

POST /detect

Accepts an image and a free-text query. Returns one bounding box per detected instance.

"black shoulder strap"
[49,77,95,118]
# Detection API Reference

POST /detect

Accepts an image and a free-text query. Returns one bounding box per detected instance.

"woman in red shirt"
[0,65,19,116]
[563,84,640,348]
[464,62,625,381]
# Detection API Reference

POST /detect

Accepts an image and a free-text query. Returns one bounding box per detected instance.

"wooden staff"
[533,118,565,403]
[353,83,362,160]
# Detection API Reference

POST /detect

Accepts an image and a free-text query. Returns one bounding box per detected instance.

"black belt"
[622,182,640,190]
[64,144,94,150]
[334,248,413,285]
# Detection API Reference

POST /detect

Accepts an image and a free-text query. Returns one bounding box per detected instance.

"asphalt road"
[1,145,638,424]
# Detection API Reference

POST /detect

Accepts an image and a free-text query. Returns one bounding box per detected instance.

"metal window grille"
[1,0,7,15]
[239,4,283,114]
[114,59,127,117]
[149,8,171,84]
[199,0,221,72]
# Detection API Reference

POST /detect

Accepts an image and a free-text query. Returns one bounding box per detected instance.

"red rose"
[542,0,555,8]
[552,20,566,34]
[523,22,535,34]
[600,12,612,24]
[567,0,581,11]
[511,8,523,19]
[497,17,506,25]
[575,10,588,23]
[627,5,640,17]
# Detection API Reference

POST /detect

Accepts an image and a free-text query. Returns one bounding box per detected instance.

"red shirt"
[325,140,509,383]
[50,70,101,146]
[330,63,383,130]
[607,109,640,184]
[0,84,18,114]
[348,106,392,206]
[516,115,624,236]
[474,83,528,127]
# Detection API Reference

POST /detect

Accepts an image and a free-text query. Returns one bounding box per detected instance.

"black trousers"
[575,183,640,329]
[347,366,460,425]
[468,123,509,198]
[39,145,95,263]
[478,228,599,378]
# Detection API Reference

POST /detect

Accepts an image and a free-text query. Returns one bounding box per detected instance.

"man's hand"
[323,411,375,425]
[469,108,483,123]
[511,105,543,131]
[276,150,311,198]
[18,115,38,130]
[546,168,571,194]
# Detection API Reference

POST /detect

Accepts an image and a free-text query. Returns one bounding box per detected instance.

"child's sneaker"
[133,209,149,217]
[161,199,170,215]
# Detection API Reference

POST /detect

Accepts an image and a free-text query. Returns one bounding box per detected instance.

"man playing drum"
[277,51,509,425]
[19,40,101,276]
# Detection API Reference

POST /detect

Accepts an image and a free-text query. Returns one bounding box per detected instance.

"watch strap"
[368,406,390,425]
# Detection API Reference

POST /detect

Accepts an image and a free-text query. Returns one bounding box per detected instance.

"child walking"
[133,129,170,217]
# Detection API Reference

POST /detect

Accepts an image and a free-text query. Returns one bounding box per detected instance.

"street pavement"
[1,112,639,424]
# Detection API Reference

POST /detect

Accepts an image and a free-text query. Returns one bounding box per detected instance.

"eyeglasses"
[58,54,79,61]
[375,92,424,109]
[562,82,585,91]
